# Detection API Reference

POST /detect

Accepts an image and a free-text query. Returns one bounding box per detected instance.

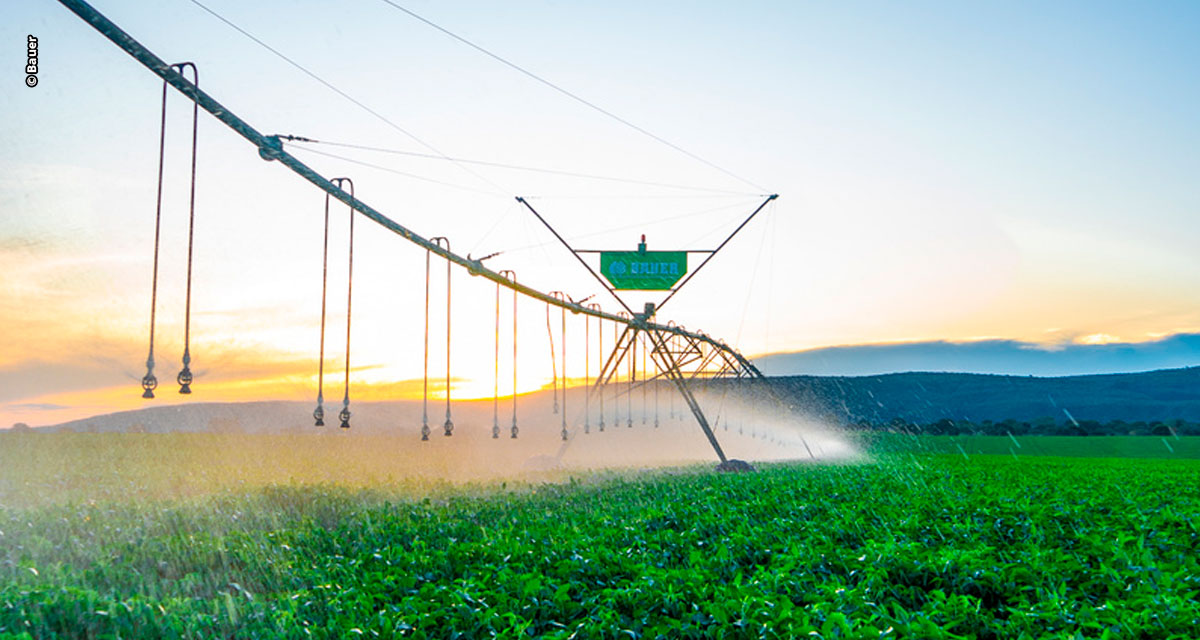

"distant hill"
[36,394,563,437]
[37,399,503,436]
[754,333,1200,377]
[41,401,333,435]
[764,366,1200,427]
[30,367,1200,437]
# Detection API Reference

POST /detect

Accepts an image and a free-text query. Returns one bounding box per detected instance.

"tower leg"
[645,329,744,468]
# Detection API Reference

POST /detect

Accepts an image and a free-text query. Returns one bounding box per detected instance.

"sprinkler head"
[177,367,193,394]
[141,373,157,399]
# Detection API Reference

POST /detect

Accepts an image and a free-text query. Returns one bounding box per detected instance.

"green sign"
[600,251,688,290]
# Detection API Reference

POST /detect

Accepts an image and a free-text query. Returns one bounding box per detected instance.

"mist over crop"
[3,384,855,509]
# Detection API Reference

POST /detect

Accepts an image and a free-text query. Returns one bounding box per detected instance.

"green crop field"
[2,433,1199,638]
[857,434,1200,460]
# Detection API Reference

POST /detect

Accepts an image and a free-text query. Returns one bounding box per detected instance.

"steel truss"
[522,190,777,465]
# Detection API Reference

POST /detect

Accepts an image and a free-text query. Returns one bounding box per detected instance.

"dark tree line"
[849,417,1200,437]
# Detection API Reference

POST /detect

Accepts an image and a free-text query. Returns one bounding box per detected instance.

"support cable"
[492,277,500,439]
[666,323,679,420]
[656,194,778,313]
[313,184,335,426]
[284,138,760,196]
[612,318,621,428]
[187,0,508,196]
[420,245,432,440]
[546,295,560,415]
[645,329,728,463]
[641,331,647,425]
[622,314,633,429]
[433,236,454,436]
[500,270,518,438]
[140,73,168,400]
[549,291,568,441]
[670,380,676,420]
[491,198,760,256]
[519,197,634,317]
[561,296,567,441]
[654,339,660,429]
[375,0,768,193]
[176,62,199,395]
[290,145,500,196]
[583,307,591,434]
[337,177,355,429]
[142,63,199,398]
[591,304,604,432]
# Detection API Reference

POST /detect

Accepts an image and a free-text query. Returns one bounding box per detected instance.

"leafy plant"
[2,433,1199,638]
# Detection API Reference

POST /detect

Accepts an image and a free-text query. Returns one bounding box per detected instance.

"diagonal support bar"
[517,197,636,317]
[645,328,727,463]
[656,193,777,312]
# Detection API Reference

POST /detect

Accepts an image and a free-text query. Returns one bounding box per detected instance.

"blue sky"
[2,0,1198,425]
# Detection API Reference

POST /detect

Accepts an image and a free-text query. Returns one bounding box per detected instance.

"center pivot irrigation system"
[60,0,802,468]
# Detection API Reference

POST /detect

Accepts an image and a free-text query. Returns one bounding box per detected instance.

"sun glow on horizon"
[1077,333,1123,346]
[2,363,623,428]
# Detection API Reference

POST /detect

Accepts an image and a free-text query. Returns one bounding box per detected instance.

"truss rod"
[656,193,777,312]
[645,329,727,463]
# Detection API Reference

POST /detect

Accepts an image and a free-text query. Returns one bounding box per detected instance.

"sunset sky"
[3,0,1198,427]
